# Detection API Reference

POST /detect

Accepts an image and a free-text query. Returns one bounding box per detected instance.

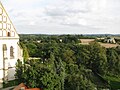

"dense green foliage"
[16,34,120,90]
[104,75,120,89]
[3,79,19,88]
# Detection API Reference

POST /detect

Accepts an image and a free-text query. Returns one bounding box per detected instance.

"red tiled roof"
[26,88,40,90]
[13,83,41,90]
[13,83,28,90]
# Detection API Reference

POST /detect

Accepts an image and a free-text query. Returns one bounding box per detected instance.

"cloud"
[1,0,120,34]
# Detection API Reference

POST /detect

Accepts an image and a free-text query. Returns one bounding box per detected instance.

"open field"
[100,43,119,48]
[80,39,119,48]
[80,39,95,44]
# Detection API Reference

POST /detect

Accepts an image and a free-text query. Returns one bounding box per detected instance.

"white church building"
[0,1,23,87]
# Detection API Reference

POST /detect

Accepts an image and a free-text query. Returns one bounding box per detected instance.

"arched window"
[3,23,7,30]
[0,30,2,36]
[8,32,10,37]
[3,30,6,36]
[0,7,3,15]
[10,46,14,59]
[11,31,15,37]
[0,15,2,22]
[3,16,7,22]
[3,44,7,58]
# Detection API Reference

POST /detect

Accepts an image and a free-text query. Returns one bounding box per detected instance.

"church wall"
[0,42,4,83]
[0,2,23,88]
[0,43,3,69]
[17,45,23,61]
[8,67,16,80]
[0,3,18,38]
[0,70,3,82]
[0,38,19,81]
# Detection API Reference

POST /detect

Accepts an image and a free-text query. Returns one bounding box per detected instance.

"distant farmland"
[80,39,119,48]
[100,43,119,48]
[80,39,95,44]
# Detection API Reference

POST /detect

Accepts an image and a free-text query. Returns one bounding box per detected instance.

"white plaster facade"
[0,1,23,86]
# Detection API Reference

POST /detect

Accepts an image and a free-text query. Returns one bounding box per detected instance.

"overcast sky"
[1,0,120,34]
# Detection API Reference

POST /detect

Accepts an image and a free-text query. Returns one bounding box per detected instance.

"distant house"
[104,37,116,44]
[59,39,62,42]
[13,83,41,90]
[37,40,41,43]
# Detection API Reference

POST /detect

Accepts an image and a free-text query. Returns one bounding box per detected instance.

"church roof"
[0,1,19,39]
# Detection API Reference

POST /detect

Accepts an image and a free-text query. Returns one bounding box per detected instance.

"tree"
[15,52,65,90]
[18,34,120,89]
[15,59,24,83]
[64,64,96,90]
[20,42,29,61]
[88,42,107,75]
[106,48,120,76]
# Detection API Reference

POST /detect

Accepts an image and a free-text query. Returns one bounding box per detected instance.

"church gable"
[0,2,19,38]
